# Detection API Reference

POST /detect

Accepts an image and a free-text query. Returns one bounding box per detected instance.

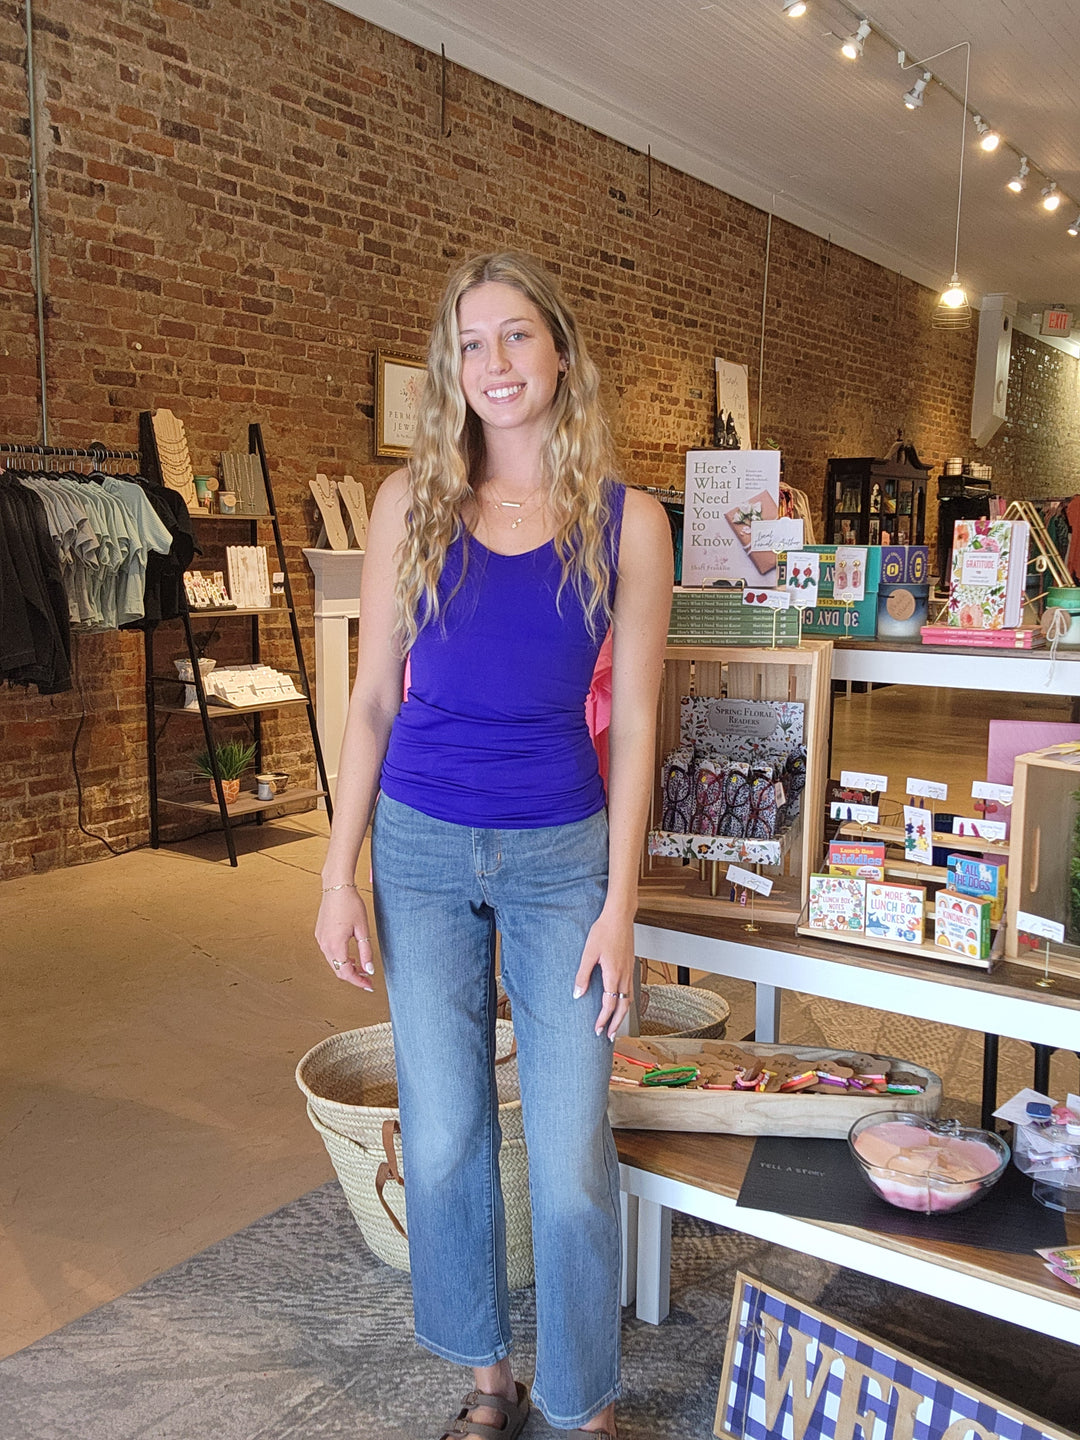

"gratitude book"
[946,518,1029,630]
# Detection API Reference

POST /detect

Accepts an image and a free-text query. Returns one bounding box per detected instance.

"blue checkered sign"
[716,1274,1075,1440]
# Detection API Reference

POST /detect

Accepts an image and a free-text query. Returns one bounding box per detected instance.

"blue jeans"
[371,794,621,1430]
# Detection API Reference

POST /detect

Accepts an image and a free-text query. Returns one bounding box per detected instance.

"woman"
[315,251,672,1440]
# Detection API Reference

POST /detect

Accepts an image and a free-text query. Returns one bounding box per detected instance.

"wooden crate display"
[1005,744,1080,979]
[641,641,831,924]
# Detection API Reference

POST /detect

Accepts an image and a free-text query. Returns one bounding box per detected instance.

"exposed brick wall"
[983,332,1080,499]
[0,0,1020,875]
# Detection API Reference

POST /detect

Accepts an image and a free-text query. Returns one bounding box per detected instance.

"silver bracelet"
[322,881,358,894]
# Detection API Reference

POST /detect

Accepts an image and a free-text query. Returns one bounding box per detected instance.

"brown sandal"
[439,1381,530,1439]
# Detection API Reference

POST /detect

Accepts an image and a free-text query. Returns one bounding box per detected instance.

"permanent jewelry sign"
[374,350,426,459]
[715,1273,1073,1440]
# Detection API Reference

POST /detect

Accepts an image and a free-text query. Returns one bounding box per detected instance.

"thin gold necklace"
[483,480,546,531]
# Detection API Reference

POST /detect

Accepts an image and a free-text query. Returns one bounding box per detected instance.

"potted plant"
[193,739,257,805]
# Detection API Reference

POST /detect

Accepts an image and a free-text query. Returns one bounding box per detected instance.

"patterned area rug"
[1,1181,1077,1439]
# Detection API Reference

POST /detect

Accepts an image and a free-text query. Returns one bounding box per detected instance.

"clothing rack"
[1,441,140,463]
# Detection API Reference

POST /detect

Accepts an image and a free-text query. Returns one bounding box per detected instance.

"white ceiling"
[333,0,1080,334]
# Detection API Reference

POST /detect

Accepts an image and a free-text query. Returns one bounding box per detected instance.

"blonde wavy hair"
[394,251,617,649]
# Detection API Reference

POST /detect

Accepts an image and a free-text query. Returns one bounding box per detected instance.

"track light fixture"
[841,19,871,60]
[902,71,930,109]
[781,0,807,16]
[972,116,999,152]
[1006,158,1029,193]
[1068,214,1080,238]
[1042,183,1062,212]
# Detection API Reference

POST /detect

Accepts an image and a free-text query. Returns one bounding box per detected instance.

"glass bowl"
[848,1112,1010,1215]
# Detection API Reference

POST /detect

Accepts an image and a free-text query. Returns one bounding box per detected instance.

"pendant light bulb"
[1068,214,1080,238]
[781,0,807,16]
[973,116,999,152]
[841,18,871,59]
[940,276,968,309]
[1042,182,1062,212]
[1006,157,1029,193]
[902,72,930,109]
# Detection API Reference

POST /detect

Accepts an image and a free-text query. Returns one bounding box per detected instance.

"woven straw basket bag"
[638,983,730,1039]
[296,1019,534,1289]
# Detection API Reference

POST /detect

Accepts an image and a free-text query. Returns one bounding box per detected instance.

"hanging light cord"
[952,43,970,280]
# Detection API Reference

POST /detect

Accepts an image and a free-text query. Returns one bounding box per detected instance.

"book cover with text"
[864,882,925,945]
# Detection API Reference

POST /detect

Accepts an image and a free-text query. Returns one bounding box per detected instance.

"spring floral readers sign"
[716,1274,1074,1440]
[684,451,783,587]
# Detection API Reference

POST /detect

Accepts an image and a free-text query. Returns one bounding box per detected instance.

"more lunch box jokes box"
[778,546,930,638]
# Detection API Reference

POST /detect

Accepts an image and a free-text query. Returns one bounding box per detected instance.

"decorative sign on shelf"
[902,805,934,866]
[839,770,887,793]
[906,777,948,801]
[726,864,774,897]
[750,518,804,556]
[715,1273,1075,1440]
[1016,911,1066,944]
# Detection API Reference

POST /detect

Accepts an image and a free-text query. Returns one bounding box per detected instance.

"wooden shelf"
[159,785,325,816]
[185,606,280,617]
[796,922,993,972]
[188,512,269,521]
[157,695,309,717]
[837,820,1010,858]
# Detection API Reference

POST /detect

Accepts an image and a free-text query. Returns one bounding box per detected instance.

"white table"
[832,637,1080,700]
[624,915,1080,1335]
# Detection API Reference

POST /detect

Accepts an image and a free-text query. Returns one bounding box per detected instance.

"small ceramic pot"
[211,778,242,805]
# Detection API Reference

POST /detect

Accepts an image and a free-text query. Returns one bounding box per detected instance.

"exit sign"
[1040,308,1074,336]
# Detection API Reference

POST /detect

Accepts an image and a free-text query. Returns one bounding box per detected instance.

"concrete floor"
[0,811,386,1358]
[3,680,1078,1361]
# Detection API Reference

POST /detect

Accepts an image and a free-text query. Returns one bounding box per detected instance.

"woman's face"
[456,281,566,437]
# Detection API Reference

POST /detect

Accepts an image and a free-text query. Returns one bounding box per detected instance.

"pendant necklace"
[484,480,546,531]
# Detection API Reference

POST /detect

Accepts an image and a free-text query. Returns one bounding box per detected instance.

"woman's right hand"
[315,887,377,991]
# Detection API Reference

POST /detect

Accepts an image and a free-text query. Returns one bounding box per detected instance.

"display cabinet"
[825,452,929,548]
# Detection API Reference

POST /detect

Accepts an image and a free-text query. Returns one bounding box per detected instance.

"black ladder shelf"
[142,419,333,865]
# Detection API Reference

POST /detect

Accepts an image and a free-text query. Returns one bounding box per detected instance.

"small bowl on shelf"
[848,1112,1009,1215]
[173,657,217,683]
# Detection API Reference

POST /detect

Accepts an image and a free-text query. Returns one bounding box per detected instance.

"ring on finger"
[331,959,343,972]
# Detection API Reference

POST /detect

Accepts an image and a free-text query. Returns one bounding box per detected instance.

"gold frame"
[374,349,427,459]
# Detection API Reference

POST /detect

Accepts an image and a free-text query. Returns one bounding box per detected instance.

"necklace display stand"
[338,475,369,549]
[309,473,351,550]
[151,408,197,510]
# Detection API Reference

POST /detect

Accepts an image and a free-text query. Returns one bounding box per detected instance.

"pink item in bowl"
[848,1113,1009,1215]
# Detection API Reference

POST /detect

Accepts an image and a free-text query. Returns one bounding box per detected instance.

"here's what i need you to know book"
[947,518,1029,630]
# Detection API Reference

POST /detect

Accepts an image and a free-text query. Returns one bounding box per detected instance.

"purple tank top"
[380,482,626,827]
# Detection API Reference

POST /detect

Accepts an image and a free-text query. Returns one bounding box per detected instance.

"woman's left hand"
[573,907,635,1040]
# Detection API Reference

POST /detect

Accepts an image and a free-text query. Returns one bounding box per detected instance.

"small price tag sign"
[742,588,791,610]
[726,864,774,897]
[972,781,1014,805]
[830,801,879,825]
[1017,911,1065,944]
[906,777,948,801]
[840,770,887,793]
[953,817,1008,841]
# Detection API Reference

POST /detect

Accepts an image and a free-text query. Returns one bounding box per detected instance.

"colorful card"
[808,875,865,934]
[864,882,925,945]
[935,890,993,959]
[827,840,885,881]
[902,805,934,866]
[953,816,1008,841]
[946,854,1007,926]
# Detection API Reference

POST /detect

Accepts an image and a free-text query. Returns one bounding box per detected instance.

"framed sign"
[375,350,426,458]
[716,1273,1075,1440]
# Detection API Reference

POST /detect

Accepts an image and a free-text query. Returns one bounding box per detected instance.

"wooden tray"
[607,1042,940,1140]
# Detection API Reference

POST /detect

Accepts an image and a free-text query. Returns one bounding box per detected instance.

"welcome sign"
[716,1274,1074,1440]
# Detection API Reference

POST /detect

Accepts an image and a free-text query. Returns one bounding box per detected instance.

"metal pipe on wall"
[24,0,49,443]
